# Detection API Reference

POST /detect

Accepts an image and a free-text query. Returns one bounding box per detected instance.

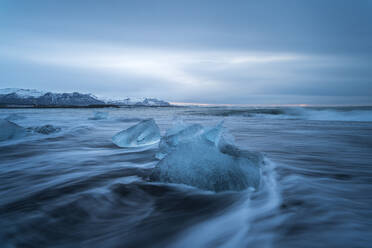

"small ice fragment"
[112,119,161,148]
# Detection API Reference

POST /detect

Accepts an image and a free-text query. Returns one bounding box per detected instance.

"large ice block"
[152,122,262,192]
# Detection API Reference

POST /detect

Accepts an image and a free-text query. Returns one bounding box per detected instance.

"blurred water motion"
[1,106,372,247]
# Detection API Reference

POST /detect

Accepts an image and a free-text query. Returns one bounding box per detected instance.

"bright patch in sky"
[2,40,349,103]
[15,43,303,87]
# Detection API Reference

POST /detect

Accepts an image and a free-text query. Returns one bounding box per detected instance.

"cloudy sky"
[1,0,371,104]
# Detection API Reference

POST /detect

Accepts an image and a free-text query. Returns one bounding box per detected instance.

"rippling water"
[1,106,372,248]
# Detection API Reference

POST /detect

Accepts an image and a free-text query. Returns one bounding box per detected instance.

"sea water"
[0,106,371,248]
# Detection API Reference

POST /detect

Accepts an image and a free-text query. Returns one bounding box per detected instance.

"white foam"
[168,159,281,248]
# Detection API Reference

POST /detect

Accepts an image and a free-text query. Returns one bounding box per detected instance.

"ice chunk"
[156,120,227,159]
[156,121,204,159]
[88,111,108,120]
[32,125,61,134]
[0,119,26,141]
[202,121,224,146]
[152,122,262,192]
[112,119,161,148]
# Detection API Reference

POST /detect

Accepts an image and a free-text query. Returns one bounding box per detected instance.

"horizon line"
[170,102,372,107]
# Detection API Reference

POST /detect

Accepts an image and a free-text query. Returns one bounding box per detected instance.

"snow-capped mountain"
[0,88,46,98]
[0,88,170,107]
[0,88,104,107]
[105,97,170,106]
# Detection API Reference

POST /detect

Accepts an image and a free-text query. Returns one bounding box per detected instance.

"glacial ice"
[152,121,262,192]
[0,119,26,141]
[156,120,204,159]
[112,119,161,148]
[89,111,108,120]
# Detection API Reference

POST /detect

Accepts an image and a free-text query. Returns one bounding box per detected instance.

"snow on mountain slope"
[0,88,171,107]
[0,88,46,98]
[99,95,170,106]
[0,88,104,106]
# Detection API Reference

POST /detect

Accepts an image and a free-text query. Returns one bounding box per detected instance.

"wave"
[189,106,372,122]
[293,108,372,122]
[167,159,281,248]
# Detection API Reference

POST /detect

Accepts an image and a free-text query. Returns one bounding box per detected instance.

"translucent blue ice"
[112,119,161,148]
[152,121,262,192]
[156,120,204,159]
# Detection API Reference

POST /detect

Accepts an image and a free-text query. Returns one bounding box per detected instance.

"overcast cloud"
[0,0,371,104]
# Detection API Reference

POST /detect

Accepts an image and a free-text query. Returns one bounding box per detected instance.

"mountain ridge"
[0,88,170,107]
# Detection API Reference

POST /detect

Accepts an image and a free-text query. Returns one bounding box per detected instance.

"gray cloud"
[0,0,371,104]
